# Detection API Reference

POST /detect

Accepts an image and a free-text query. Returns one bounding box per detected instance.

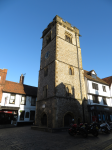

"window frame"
[31,97,36,106]
[43,85,48,99]
[25,112,29,118]
[92,83,98,90]
[92,95,99,104]
[102,97,107,105]
[102,86,106,92]
[65,34,72,44]
[9,94,16,104]
[44,66,48,77]
[46,32,51,45]
[20,95,26,105]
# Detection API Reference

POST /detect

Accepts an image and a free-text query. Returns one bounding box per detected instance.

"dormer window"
[92,74,96,79]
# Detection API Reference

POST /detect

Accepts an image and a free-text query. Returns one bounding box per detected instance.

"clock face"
[45,51,50,59]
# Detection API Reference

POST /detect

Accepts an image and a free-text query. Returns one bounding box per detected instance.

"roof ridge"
[5,80,21,84]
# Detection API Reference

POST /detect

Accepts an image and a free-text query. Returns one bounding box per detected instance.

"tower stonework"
[35,16,89,128]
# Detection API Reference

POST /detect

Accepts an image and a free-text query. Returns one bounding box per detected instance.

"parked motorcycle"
[99,122,110,134]
[68,123,88,138]
[94,122,110,134]
[84,123,99,137]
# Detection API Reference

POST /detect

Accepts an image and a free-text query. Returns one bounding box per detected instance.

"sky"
[0,0,112,87]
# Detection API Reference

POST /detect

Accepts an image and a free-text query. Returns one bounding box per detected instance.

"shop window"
[103,97,107,105]
[102,86,106,92]
[92,83,98,90]
[20,111,25,120]
[25,112,29,118]
[31,97,36,106]
[30,111,35,120]
[92,95,99,103]
[43,85,48,98]
[44,66,48,77]
[9,94,16,104]
[21,95,26,105]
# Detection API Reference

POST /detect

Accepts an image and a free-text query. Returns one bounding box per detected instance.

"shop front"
[0,106,19,125]
[88,105,112,123]
[0,110,18,125]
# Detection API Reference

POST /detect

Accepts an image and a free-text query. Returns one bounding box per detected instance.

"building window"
[20,111,25,120]
[43,85,48,98]
[65,34,72,43]
[92,83,98,90]
[103,97,107,105]
[30,111,35,120]
[21,96,26,105]
[31,97,36,106]
[92,95,99,103]
[92,74,96,79]
[25,112,29,118]
[102,86,106,92]
[69,67,74,75]
[9,94,16,104]
[69,68,72,75]
[44,66,48,77]
[46,33,51,45]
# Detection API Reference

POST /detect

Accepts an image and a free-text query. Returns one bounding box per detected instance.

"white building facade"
[84,70,112,123]
[0,69,37,126]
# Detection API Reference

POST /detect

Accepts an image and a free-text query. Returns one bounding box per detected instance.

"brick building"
[35,15,89,128]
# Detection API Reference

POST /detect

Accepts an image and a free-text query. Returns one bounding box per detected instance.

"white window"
[9,94,15,104]
[21,96,26,105]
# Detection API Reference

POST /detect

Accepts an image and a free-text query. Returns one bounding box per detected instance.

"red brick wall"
[0,69,7,102]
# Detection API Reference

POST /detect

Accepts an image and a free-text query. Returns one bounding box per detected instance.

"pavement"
[0,126,112,150]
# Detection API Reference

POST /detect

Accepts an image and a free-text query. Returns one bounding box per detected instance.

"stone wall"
[35,97,83,128]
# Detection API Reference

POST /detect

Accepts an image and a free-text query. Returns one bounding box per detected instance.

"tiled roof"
[102,76,112,87]
[84,70,109,85]
[3,81,37,97]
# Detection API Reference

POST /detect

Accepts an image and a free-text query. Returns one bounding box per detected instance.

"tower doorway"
[64,112,73,127]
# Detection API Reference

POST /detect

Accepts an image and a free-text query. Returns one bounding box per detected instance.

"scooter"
[99,122,110,134]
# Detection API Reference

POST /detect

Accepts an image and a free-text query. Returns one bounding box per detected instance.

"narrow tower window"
[69,68,72,75]
[46,33,51,45]
[44,66,48,77]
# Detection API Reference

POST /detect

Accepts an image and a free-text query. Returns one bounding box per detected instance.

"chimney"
[19,74,24,84]
[0,69,8,103]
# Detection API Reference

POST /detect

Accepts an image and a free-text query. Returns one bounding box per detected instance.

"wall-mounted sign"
[42,104,45,108]
[45,51,50,59]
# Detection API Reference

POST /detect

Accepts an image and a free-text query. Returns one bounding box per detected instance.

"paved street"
[0,126,112,150]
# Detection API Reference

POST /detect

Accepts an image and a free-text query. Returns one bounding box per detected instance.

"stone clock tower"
[35,16,89,128]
